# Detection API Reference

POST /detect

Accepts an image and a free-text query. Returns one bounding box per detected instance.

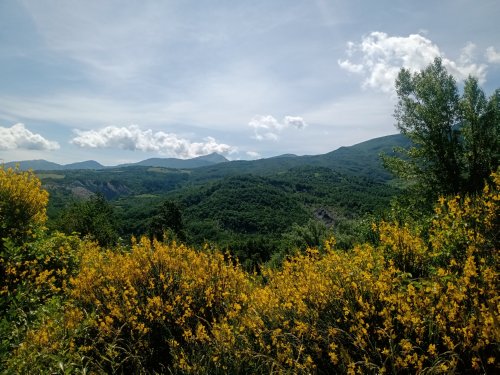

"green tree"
[385,58,500,203]
[460,78,500,193]
[148,200,185,242]
[59,193,118,247]
[282,219,330,252]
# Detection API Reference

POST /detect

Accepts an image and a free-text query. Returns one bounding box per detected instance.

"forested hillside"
[36,134,403,267]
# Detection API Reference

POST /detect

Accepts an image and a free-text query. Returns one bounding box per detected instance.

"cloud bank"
[248,115,307,141]
[338,32,488,93]
[0,123,60,151]
[71,125,235,158]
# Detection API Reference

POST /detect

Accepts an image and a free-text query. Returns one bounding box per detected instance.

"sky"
[1,0,499,165]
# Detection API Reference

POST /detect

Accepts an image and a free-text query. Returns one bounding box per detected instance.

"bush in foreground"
[2,171,499,374]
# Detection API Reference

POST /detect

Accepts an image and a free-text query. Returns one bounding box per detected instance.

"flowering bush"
[0,167,48,246]
[66,238,251,373]
[0,168,82,372]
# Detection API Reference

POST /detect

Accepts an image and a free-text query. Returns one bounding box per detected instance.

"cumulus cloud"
[486,46,500,63]
[248,115,283,141]
[0,123,60,151]
[338,32,488,93]
[70,125,235,158]
[248,115,307,141]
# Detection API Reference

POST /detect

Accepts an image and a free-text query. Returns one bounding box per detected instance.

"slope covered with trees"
[38,139,402,267]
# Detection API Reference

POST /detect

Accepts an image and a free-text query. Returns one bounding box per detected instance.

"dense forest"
[1,59,499,373]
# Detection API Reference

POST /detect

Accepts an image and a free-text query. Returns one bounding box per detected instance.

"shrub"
[0,166,48,248]
[0,167,82,372]
[65,238,251,373]
[5,172,499,374]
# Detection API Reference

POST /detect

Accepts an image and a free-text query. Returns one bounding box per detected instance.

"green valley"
[36,134,404,267]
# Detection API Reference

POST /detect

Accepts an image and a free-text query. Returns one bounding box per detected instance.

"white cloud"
[248,115,307,141]
[70,125,235,158]
[0,123,60,151]
[248,115,283,141]
[459,42,476,65]
[338,59,364,73]
[246,151,261,159]
[486,46,500,64]
[338,32,488,93]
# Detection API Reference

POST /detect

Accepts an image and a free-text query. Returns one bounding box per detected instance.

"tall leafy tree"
[460,78,500,193]
[385,57,500,204]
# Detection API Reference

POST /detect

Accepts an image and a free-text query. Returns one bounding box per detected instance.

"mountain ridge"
[3,134,409,178]
[3,152,229,171]
[186,133,410,183]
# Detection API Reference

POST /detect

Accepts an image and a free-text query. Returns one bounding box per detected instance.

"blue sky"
[1,0,499,165]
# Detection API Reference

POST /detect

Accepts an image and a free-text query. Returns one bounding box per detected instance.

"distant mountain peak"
[121,153,228,169]
[3,153,230,171]
[195,152,229,163]
[2,134,408,174]
[64,160,105,170]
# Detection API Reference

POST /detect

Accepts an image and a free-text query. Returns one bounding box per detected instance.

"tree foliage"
[58,193,118,247]
[148,200,185,242]
[460,77,500,192]
[386,58,500,202]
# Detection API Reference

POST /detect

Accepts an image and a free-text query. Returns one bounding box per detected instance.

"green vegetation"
[38,140,401,268]
[42,165,396,269]
[385,57,500,205]
[1,166,498,374]
[1,61,498,373]
[148,200,186,242]
[57,193,119,247]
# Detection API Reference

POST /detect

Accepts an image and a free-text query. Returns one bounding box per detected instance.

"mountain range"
[3,152,229,171]
[4,133,410,182]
